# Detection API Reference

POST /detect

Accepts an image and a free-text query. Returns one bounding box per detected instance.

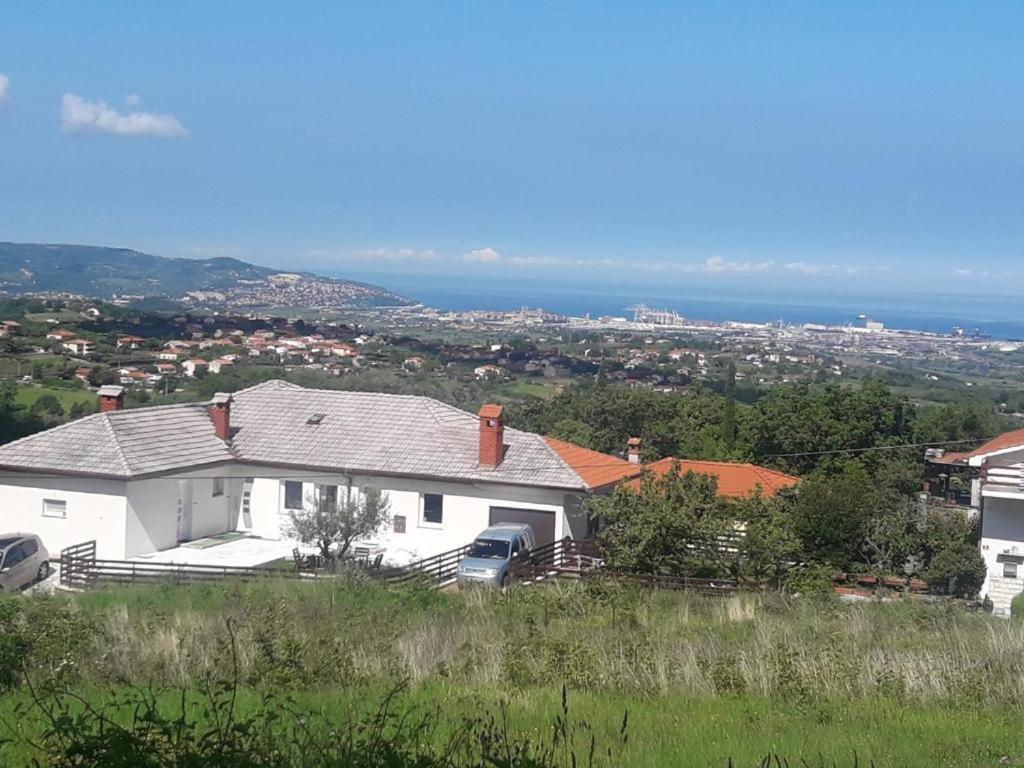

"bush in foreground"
[926,544,986,599]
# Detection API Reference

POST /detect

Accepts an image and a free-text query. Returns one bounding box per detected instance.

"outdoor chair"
[292,548,321,570]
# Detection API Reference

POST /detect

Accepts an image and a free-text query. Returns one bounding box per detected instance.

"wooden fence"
[373,543,472,588]
[58,538,747,595]
[59,541,313,589]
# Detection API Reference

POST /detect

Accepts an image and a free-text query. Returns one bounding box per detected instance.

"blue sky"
[0,1,1021,296]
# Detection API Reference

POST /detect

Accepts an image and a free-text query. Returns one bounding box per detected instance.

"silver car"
[456,523,536,588]
[0,534,50,592]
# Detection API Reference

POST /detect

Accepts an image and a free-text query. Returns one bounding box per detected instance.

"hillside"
[0,242,413,308]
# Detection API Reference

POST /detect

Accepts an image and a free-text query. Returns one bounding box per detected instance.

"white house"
[952,429,1024,615]
[62,339,95,355]
[0,381,640,563]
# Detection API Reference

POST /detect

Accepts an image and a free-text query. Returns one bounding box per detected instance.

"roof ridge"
[106,400,210,418]
[99,413,132,475]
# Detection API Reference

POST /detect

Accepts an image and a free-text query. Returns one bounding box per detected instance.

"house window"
[393,515,406,534]
[320,484,338,508]
[42,499,67,519]
[284,481,304,510]
[1004,562,1019,579]
[212,477,224,497]
[421,494,444,526]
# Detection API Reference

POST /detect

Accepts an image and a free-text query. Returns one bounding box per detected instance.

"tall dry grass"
[45,578,1024,705]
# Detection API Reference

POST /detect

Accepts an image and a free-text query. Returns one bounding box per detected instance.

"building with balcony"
[930,428,1024,615]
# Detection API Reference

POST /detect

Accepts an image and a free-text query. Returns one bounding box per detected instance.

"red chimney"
[478,404,505,467]
[627,437,642,465]
[98,385,125,413]
[209,392,232,441]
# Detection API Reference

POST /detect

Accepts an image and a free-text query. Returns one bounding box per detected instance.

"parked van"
[0,534,50,592]
[456,523,535,588]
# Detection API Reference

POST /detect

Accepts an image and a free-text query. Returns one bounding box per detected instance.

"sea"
[335,271,1024,340]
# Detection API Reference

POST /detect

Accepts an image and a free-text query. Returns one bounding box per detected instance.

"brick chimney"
[627,437,642,465]
[478,404,505,467]
[209,392,233,441]
[98,385,125,413]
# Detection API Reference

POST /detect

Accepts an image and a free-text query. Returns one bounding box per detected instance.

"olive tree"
[286,487,391,561]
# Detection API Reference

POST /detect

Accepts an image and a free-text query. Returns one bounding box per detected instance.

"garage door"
[488,507,557,547]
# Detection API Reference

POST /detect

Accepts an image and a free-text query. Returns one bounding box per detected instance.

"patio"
[130,535,301,568]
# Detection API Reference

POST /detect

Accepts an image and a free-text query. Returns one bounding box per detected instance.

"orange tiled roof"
[632,457,799,498]
[927,451,970,466]
[543,437,642,490]
[964,428,1024,459]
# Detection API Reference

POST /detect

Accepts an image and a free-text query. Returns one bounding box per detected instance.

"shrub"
[1011,591,1024,619]
[926,544,986,599]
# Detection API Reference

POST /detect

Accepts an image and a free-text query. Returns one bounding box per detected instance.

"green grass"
[23,311,81,323]
[3,581,1024,765]
[499,379,560,400]
[0,684,1018,766]
[13,385,94,411]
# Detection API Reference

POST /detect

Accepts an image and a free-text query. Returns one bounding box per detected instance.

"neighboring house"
[0,320,21,337]
[73,367,92,383]
[208,357,235,374]
[631,458,800,498]
[331,344,358,358]
[47,329,76,341]
[157,351,181,362]
[928,429,1024,615]
[117,335,146,350]
[62,339,95,355]
[0,381,640,561]
[181,358,209,377]
[474,364,504,380]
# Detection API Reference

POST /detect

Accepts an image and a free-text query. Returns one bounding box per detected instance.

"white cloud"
[701,256,775,273]
[125,93,141,107]
[463,247,503,263]
[61,93,189,138]
[0,74,9,105]
[785,262,821,275]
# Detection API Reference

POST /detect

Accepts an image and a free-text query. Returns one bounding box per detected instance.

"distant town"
[2,279,1023,437]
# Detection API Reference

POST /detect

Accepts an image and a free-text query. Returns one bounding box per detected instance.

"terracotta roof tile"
[632,458,799,498]
[964,428,1024,459]
[543,437,642,490]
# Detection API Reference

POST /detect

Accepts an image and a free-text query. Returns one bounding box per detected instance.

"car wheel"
[37,561,50,582]
[500,573,510,589]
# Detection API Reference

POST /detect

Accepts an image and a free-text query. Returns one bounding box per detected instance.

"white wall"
[125,479,180,557]
[0,476,127,559]
[241,472,575,564]
[980,495,1024,615]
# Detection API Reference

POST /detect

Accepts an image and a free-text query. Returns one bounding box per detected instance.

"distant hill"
[0,242,413,308]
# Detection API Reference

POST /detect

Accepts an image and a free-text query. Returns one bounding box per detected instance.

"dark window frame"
[421,493,444,526]
[284,481,304,510]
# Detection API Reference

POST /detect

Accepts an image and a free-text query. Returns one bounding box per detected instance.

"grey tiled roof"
[0,380,588,490]
[228,381,585,490]
[0,402,234,478]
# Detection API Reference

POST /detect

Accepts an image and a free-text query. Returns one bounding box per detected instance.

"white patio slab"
[130,536,299,568]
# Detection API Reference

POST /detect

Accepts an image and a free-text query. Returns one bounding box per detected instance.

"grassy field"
[23,310,81,323]
[499,378,562,400]
[13,385,94,411]
[2,579,1023,766]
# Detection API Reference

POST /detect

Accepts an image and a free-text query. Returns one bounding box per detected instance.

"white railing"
[983,462,1024,494]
